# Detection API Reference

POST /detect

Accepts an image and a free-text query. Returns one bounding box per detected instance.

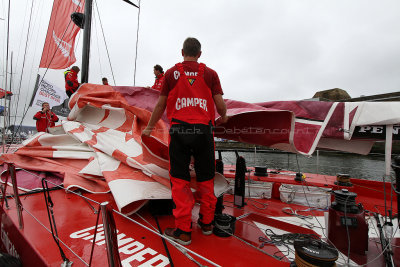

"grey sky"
[1,0,400,126]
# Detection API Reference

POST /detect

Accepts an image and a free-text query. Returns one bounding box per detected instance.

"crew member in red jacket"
[150,64,164,91]
[64,66,80,97]
[142,37,228,245]
[33,102,59,132]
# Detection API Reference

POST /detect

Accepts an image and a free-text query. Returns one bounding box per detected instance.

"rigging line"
[112,208,221,267]
[94,0,116,85]
[383,175,388,221]
[135,212,204,267]
[133,0,141,86]
[390,175,393,220]
[153,216,175,267]
[20,0,45,118]
[298,181,349,264]
[7,194,89,266]
[13,166,103,206]
[39,1,81,82]
[137,212,175,267]
[366,214,380,237]
[74,30,82,56]
[10,0,35,140]
[88,204,101,267]
[359,222,399,267]
[41,179,70,263]
[2,0,10,153]
[12,0,30,79]
[92,7,103,78]
[212,222,289,262]
[40,0,57,68]
[12,8,78,140]
[12,3,80,143]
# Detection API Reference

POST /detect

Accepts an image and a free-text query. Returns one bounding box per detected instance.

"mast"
[78,0,138,84]
[81,0,93,83]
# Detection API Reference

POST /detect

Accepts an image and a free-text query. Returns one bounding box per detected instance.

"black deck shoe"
[164,228,192,245]
[197,219,213,235]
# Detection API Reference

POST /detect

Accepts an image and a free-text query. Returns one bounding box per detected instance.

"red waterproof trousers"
[168,123,217,232]
[170,177,216,232]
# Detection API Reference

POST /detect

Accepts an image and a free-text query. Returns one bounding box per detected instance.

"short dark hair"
[154,65,163,73]
[71,66,80,72]
[102,77,108,82]
[182,37,201,57]
[42,102,49,107]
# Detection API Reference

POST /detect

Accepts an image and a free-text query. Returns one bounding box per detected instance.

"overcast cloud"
[1,0,400,126]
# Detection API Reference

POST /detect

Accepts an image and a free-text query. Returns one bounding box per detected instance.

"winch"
[213,213,236,237]
[334,173,352,187]
[254,166,268,177]
[328,189,368,254]
[292,238,338,267]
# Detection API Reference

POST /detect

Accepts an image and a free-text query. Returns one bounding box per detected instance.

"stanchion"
[100,202,122,267]
[9,163,23,229]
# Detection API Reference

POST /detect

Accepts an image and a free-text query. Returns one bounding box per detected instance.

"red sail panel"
[39,0,85,69]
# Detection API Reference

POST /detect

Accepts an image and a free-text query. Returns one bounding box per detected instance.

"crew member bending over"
[142,37,228,246]
[64,66,80,97]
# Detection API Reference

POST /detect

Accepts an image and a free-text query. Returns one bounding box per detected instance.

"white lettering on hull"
[1,223,20,259]
[70,225,169,266]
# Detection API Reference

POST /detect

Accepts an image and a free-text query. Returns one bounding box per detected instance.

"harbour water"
[219,150,396,182]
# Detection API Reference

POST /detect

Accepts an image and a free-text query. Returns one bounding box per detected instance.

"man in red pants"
[142,37,228,245]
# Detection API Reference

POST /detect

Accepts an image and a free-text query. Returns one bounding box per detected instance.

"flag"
[31,77,68,115]
[51,99,71,117]
[39,0,85,69]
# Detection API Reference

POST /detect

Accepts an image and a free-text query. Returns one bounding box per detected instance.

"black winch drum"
[293,238,338,267]
[213,214,236,237]
[254,166,268,177]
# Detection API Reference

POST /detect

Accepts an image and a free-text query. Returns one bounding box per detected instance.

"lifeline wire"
[12,165,221,267]
[113,208,221,267]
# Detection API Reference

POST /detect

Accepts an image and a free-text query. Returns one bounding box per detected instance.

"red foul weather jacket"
[33,110,59,132]
[64,69,79,94]
[151,73,165,91]
[166,63,215,125]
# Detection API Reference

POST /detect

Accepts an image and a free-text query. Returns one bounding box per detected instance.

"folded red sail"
[2,85,400,215]
[39,0,85,69]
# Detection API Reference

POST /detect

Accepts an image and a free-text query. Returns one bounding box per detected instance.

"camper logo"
[188,78,196,85]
